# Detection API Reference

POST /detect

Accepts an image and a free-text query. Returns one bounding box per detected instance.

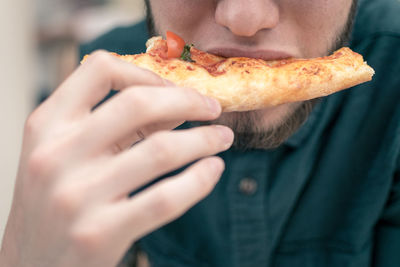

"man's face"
[146,0,356,149]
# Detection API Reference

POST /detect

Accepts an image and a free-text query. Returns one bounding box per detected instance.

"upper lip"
[206,47,294,61]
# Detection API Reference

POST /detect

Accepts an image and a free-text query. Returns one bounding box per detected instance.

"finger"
[101,125,233,198]
[112,120,185,153]
[49,50,170,117]
[114,156,224,242]
[81,86,222,155]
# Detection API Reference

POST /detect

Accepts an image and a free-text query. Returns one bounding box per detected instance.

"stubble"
[144,0,358,150]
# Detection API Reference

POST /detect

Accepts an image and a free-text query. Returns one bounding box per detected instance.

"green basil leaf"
[180,44,195,62]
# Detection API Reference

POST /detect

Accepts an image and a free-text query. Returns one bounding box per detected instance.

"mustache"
[144,0,357,150]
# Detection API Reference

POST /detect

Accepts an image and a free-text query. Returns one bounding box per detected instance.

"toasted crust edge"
[82,37,375,112]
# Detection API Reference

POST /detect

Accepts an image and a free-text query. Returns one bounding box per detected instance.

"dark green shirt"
[80,0,400,266]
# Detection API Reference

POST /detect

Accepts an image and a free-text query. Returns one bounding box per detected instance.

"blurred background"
[0,0,146,240]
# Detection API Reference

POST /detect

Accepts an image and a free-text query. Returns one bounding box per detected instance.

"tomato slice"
[166,31,185,59]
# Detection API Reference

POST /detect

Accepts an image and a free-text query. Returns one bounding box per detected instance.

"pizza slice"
[83,31,375,112]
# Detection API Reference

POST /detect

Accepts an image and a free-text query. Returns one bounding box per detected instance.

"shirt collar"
[283,99,325,148]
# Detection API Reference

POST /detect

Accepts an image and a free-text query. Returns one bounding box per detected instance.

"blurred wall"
[0,0,145,241]
[0,0,35,240]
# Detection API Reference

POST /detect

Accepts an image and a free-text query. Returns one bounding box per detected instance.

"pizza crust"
[84,36,375,112]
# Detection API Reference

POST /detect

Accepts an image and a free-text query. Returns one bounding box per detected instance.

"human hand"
[0,51,233,267]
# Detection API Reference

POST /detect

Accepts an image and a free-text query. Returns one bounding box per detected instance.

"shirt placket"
[227,150,271,267]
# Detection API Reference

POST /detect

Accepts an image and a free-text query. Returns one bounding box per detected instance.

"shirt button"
[238,178,258,196]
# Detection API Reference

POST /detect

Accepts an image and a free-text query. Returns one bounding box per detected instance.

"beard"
[209,100,319,150]
[144,0,358,150]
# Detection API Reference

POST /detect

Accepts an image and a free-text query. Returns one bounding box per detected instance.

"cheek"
[151,0,214,38]
[285,0,353,57]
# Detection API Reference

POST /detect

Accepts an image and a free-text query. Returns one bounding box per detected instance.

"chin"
[218,103,301,132]
[210,100,318,150]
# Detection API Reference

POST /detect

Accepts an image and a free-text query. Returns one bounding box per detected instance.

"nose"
[215,0,279,37]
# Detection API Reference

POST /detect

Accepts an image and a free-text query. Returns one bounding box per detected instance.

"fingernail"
[209,157,225,178]
[215,125,234,148]
[206,97,221,115]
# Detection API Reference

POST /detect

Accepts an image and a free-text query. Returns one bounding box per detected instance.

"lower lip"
[207,48,294,61]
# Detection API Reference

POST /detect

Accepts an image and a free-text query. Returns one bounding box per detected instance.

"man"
[1,0,399,266]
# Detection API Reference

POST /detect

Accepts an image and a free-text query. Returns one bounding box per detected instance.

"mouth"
[206,47,294,61]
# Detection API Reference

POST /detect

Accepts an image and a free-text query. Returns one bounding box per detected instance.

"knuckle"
[182,87,204,107]
[88,50,114,66]
[70,224,105,255]
[113,89,153,120]
[27,145,58,179]
[86,50,116,77]
[24,109,43,136]
[148,132,175,167]
[124,88,149,109]
[51,185,84,216]
[149,190,177,219]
